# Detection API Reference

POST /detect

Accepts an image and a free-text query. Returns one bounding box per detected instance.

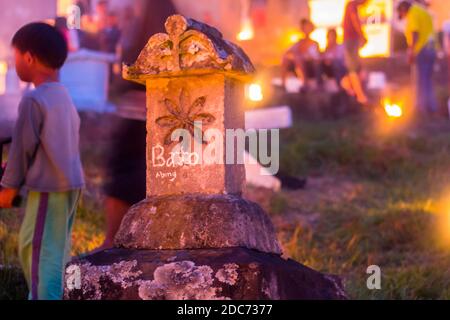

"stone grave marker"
[64,15,346,300]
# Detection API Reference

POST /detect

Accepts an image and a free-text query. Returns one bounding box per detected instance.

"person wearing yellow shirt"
[397,1,438,115]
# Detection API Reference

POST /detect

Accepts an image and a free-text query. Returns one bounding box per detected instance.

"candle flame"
[384,100,403,118]
[288,31,302,44]
[237,20,254,41]
[247,83,264,102]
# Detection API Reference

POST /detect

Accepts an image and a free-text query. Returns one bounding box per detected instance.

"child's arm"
[0,97,43,192]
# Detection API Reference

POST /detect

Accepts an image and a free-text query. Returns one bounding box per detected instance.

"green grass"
[276,113,450,299]
[0,266,28,300]
[269,193,289,216]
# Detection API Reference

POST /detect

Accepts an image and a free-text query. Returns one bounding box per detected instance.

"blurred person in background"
[321,28,350,94]
[443,21,450,108]
[76,0,91,17]
[90,0,177,253]
[55,17,80,52]
[119,6,141,64]
[99,117,147,251]
[397,1,438,115]
[82,0,108,34]
[99,11,121,83]
[281,18,321,92]
[342,0,369,105]
[99,11,121,54]
[72,0,101,50]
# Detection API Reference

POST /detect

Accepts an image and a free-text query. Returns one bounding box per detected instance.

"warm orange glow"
[311,28,328,52]
[384,100,403,118]
[246,83,264,102]
[0,60,7,95]
[435,191,450,249]
[288,31,302,44]
[443,208,450,246]
[308,0,393,58]
[57,0,73,16]
[309,0,347,27]
[360,0,394,22]
[237,19,254,41]
[359,24,391,58]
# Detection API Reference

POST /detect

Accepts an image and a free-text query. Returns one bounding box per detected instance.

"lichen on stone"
[123,14,255,83]
[215,263,239,286]
[138,261,229,300]
[65,260,142,300]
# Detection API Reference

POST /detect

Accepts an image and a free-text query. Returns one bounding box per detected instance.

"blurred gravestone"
[64,15,346,300]
[60,49,117,111]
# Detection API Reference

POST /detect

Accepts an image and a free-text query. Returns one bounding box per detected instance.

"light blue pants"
[19,190,80,300]
[415,45,438,114]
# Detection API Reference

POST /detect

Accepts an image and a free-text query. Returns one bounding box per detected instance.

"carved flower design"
[156,88,216,145]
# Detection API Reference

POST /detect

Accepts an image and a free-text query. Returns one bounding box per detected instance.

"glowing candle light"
[237,19,254,41]
[247,83,264,102]
[384,100,403,118]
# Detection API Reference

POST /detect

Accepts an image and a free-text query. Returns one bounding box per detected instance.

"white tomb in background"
[60,49,117,112]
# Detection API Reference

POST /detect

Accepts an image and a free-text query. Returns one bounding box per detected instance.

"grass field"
[275,111,450,299]
[1,110,450,300]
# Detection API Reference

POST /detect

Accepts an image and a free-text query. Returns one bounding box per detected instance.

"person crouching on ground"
[321,28,350,94]
[282,18,321,92]
[397,1,438,116]
[0,23,85,300]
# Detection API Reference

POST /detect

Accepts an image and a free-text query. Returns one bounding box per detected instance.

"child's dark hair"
[12,22,68,70]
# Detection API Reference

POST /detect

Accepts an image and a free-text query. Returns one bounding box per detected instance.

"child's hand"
[0,188,19,208]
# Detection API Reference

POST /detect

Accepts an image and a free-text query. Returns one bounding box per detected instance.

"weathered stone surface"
[114,194,282,255]
[145,73,246,197]
[64,248,347,300]
[64,14,348,301]
[123,14,255,83]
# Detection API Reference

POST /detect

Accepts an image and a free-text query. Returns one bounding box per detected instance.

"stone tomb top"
[124,15,257,197]
[123,15,255,83]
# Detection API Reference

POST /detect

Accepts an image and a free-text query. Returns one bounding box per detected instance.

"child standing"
[0,22,84,300]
